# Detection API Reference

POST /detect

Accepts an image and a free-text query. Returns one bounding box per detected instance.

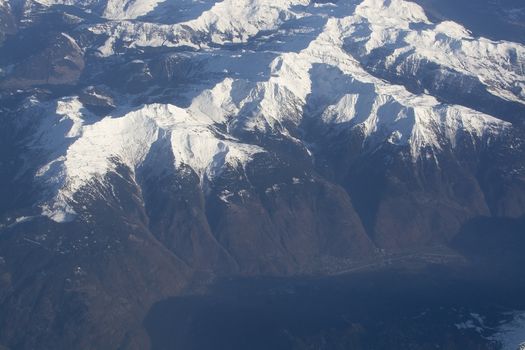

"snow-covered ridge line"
[32,0,165,19]
[351,0,525,105]
[86,0,525,107]
[23,0,522,223]
[34,98,263,222]
[89,0,309,55]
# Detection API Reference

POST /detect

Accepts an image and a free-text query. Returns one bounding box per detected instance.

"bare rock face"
[203,163,374,275]
[0,32,84,90]
[0,170,191,350]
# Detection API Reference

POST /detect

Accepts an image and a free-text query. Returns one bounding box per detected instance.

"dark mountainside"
[0,0,524,349]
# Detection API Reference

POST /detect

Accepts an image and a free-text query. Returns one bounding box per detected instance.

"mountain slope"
[0,0,524,348]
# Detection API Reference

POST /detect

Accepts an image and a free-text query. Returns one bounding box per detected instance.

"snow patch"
[492,311,525,350]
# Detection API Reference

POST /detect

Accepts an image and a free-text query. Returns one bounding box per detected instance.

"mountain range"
[0,0,524,348]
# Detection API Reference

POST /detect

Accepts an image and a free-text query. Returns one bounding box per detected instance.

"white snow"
[103,0,165,20]
[8,216,38,226]
[33,0,165,19]
[89,0,309,55]
[492,311,525,350]
[350,0,525,104]
[189,11,510,158]
[24,0,525,222]
[35,101,263,221]
[219,190,234,203]
[85,0,524,107]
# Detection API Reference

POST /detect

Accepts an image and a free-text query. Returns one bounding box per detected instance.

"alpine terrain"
[0,0,524,349]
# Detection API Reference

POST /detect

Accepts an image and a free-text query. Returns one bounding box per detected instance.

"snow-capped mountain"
[0,0,524,349]
[33,0,167,19]
[16,0,523,223]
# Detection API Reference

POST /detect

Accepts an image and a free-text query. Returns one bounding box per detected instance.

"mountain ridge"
[0,0,524,349]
